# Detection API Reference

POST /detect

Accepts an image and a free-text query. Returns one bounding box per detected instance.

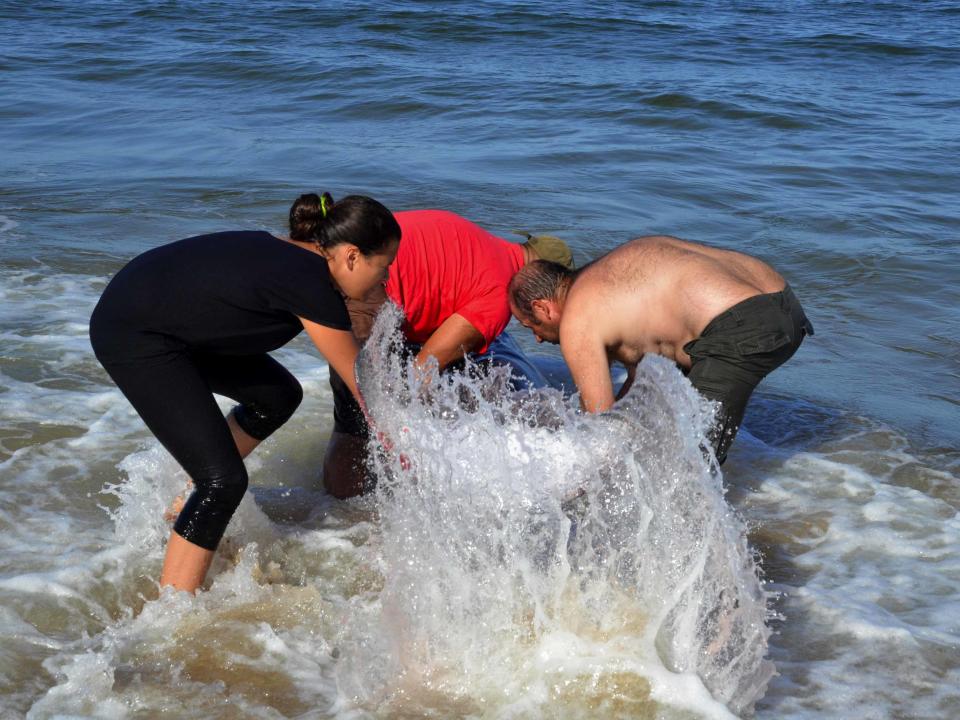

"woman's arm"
[300,317,362,402]
[303,316,412,479]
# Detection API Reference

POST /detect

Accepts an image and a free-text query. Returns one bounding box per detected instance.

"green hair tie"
[320,194,329,218]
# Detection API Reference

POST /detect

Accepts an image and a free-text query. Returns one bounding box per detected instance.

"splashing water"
[343,303,774,718]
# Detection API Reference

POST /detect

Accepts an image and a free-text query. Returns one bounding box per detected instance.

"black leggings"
[94,345,302,550]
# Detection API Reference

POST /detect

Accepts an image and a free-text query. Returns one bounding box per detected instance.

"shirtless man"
[508,236,813,463]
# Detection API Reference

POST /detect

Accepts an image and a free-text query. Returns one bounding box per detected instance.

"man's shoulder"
[611,235,680,259]
[576,236,681,283]
[561,280,610,334]
[564,273,598,307]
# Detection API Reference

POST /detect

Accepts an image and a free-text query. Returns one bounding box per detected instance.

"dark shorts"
[683,285,813,464]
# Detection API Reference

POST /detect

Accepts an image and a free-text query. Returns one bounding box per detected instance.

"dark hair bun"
[287,192,400,256]
[289,192,335,241]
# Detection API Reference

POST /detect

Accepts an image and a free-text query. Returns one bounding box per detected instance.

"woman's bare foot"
[164,481,193,522]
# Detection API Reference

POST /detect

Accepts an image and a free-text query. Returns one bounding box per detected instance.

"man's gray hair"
[508,260,576,319]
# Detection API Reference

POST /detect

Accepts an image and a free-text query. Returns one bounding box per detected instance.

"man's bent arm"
[561,330,615,413]
[416,313,485,373]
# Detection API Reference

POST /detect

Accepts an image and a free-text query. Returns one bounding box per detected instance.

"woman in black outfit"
[90,193,400,592]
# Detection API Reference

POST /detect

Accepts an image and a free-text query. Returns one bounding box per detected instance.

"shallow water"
[1,1,959,718]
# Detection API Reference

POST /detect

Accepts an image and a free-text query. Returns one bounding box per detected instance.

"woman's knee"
[232,377,303,440]
[173,461,250,550]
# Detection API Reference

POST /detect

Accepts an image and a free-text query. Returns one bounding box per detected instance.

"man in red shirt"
[324,209,575,498]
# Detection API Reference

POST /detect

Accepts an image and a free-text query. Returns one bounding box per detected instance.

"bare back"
[562,236,785,369]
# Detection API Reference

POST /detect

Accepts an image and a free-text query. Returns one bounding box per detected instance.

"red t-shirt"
[386,210,525,353]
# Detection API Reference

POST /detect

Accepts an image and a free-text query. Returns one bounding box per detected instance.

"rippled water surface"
[1,2,958,718]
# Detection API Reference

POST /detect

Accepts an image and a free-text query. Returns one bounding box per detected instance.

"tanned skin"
[511,236,785,413]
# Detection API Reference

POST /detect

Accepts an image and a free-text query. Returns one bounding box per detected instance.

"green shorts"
[683,285,813,464]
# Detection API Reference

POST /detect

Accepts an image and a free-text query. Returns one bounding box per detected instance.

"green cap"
[518,232,576,270]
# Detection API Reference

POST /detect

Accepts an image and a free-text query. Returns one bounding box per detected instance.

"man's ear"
[530,298,556,322]
[530,298,548,320]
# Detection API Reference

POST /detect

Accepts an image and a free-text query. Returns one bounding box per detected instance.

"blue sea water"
[1,2,958,718]
[3,0,958,443]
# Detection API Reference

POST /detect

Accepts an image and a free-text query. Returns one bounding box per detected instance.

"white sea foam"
[341,303,774,717]
[3,268,959,719]
[741,430,960,719]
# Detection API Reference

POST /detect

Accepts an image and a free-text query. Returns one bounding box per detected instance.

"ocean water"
[1,1,958,718]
